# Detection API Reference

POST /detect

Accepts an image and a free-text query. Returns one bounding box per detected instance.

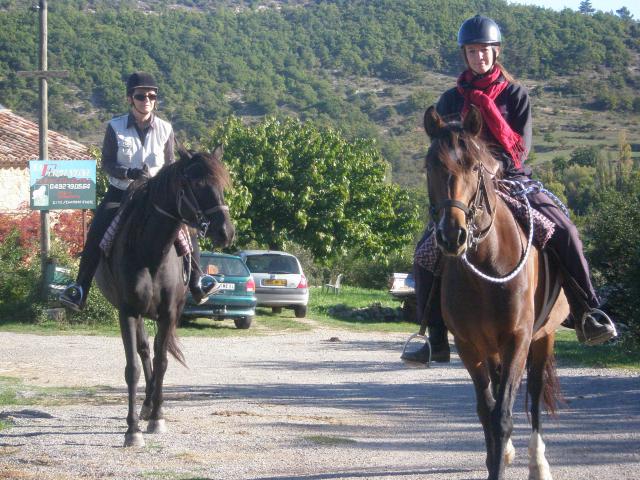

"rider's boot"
[401,268,450,366]
[401,326,450,365]
[561,284,617,346]
[569,309,617,346]
[59,283,87,312]
[190,273,218,305]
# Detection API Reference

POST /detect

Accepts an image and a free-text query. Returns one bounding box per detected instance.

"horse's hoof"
[140,404,152,421]
[123,431,145,447]
[505,438,516,465]
[147,419,167,434]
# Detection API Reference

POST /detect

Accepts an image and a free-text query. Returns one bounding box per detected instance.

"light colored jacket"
[107,114,173,190]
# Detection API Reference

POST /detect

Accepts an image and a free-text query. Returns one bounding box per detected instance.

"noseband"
[430,161,496,249]
[154,174,229,237]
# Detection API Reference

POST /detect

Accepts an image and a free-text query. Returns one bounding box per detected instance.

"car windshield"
[245,254,300,274]
[202,257,249,276]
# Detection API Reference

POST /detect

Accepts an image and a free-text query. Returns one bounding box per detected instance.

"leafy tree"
[616,7,633,21]
[202,116,421,261]
[579,0,595,15]
[561,164,597,215]
[586,176,640,344]
[569,146,599,168]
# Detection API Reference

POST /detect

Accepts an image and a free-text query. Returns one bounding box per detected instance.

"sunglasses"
[133,93,157,101]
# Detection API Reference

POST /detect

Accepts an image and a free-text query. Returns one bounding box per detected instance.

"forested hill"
[1,0,638,188]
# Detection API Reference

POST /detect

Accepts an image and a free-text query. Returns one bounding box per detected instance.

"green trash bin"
[44,262,72,299]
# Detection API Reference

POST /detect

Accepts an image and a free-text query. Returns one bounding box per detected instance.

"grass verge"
[554,329,639,370]
[0,286,637,370]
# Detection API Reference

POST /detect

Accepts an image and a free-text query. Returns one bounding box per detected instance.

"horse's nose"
[436,225,467,255]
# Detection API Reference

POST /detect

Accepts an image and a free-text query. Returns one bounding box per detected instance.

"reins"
[153,175,229,237]
[461,178,535,284]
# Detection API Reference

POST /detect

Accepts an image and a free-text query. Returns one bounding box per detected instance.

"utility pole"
[17,0,67,295]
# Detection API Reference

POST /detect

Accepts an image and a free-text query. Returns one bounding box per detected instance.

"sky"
[509,0,639,19]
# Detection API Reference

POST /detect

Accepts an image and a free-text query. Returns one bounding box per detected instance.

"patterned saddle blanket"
[415,191,556,273]
[99,207,192,257]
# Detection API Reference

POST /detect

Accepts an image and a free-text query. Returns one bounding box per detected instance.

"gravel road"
[0,326,638,480]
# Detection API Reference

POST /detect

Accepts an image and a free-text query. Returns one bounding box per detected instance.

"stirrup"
[578,308,618,346]
[59,284,84,312]
[198,274,220,295]
[400,333,431,368]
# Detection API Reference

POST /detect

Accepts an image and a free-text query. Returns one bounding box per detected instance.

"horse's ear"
[424,106,446,139]
[211,144,224,163]
[463,105,483,137]
[177,143,193,162]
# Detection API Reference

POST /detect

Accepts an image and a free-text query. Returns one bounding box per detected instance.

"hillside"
[0,0,638,189]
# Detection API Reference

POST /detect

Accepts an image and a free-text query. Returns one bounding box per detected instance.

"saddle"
[99,202,192,258]
[415,190,556,273]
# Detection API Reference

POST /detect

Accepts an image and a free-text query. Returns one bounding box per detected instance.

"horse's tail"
[526,351,563,417]
[166,323,187,368]
[541,353,562,416]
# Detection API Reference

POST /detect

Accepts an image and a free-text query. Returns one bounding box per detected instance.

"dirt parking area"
[0,328,638,480]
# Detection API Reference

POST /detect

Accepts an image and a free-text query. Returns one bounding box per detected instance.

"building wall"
[0,166,30,213]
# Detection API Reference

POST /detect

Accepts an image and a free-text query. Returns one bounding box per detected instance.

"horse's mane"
[120,150,231,249]
[426,120,502,179]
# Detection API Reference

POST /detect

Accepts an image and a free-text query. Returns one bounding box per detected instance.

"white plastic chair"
[323,273,343,294]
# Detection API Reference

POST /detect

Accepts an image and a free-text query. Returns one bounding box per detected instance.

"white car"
[237,250,309,318]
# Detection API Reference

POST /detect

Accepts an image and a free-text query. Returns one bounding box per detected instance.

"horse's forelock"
[427,123,497,176]
[192,151,231,191]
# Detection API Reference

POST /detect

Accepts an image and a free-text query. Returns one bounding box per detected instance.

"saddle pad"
[100,213,193,258]
[415,194,556,273]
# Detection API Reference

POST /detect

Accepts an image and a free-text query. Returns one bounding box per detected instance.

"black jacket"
[435,82,533,178]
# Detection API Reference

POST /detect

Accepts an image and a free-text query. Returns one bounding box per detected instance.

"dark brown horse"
[423,106,569,480]
[95,146,234,447]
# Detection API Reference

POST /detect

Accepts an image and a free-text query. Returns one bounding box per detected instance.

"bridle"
[429,151,536,284]
[429,159,497,250]
[154,174,229,238]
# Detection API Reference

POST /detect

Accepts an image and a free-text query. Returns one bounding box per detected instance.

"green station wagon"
[182,252,257,329]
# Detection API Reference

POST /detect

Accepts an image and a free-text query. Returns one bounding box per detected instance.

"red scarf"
[457,68,525,168]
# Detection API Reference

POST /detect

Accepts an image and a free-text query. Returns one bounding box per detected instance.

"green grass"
[554,329,640,370]
[0,376,95,408]
[303,434,358,446]
[0,286,637,370]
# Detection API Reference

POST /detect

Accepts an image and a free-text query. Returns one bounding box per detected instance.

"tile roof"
[0,106,91,167]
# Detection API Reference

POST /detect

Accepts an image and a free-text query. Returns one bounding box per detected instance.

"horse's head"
[176,145,235,248]
[423,106,499,256]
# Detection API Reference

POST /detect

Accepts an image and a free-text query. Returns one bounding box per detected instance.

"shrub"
[586,179,640,346]
[0,212,116,326]
[0,229,43,323]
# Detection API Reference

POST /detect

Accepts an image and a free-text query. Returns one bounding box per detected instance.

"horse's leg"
[455,338,498,475]
[487,353,515,465]
[146,317,170,434]
[490,333,531,480]
[527,334,555,480]
[120,310,144,447]
[136,320,155,421]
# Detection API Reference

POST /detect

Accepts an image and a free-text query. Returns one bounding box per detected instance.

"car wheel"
[234,316,253,329]
[294,305,307,318]
[272,307,283,314]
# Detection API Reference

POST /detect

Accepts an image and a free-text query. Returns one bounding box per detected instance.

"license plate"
[263,279,287,286]
[218,282,235,290]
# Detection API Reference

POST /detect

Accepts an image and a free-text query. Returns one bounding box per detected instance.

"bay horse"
[95,146,234,447]
[423,106,569,480]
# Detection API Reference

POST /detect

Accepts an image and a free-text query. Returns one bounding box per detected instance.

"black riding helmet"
[126,72,158,94]
[457,15,502,46]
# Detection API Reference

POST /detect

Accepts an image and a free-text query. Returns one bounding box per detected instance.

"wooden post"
[17,0,68,297]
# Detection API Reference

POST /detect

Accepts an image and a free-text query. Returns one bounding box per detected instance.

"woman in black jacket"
[401,15,617,366]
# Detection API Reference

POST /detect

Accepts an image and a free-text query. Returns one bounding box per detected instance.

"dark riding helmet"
[457,15,502,47]
[126,72,158,94]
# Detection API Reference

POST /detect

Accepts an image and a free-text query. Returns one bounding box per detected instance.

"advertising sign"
[29,160,97,210]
